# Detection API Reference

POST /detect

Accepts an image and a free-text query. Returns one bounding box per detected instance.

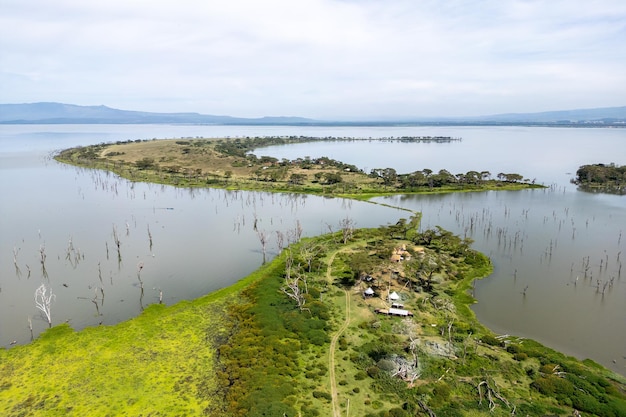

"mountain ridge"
[1,102,625,126]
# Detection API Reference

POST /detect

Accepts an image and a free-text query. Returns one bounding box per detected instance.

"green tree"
[323,172,342,184]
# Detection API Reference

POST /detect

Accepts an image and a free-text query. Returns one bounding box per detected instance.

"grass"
[0,256,276,416]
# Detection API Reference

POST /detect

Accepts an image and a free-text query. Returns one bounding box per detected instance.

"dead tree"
[418,400,437,417]
[39,244,48,279]
[112,224,122,264]
[34,283,55,327]
[477,378,511,413]
[256,229,270,263]
[147,224,153,252]
[280,252,309,312]
[339,216,356,244]
[275,230,285,252]
[299,242,321,273]
[295,220,303,242]
[13,246,21,277]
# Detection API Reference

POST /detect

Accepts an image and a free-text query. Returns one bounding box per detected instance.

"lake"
[0,124,624,376]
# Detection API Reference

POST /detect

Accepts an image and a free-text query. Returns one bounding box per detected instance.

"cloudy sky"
[1,0,625,119]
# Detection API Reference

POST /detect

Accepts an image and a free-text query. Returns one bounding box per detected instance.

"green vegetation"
[4,139,617,415]
[574,163,626,195]
[54,136,542,199]
[1,218,624,416]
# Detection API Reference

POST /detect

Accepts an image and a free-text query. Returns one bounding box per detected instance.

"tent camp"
[388,291,400,301]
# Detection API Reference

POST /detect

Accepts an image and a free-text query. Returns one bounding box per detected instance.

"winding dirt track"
[327,249,351,417]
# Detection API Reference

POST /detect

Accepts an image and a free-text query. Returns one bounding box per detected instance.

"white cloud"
[1,0,624,118]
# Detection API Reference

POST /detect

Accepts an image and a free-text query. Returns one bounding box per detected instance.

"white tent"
[364,287,375,296]
[388,291,400,301]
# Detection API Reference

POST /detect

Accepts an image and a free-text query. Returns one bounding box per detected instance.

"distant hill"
[469,106,626,123]
[0,102,315,125]
[1,102,625,125]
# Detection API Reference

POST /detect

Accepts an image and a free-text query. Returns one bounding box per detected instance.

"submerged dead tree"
[112,224,122,265]
[256,229,270,264]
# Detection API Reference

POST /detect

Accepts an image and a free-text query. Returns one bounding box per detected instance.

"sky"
[1,0,625,119]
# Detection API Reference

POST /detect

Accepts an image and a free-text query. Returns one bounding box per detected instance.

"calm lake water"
[1,124,624,376]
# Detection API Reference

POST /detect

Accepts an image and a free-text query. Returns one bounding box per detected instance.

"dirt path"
[326,249,352,417]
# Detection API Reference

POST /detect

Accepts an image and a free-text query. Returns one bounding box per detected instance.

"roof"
[389,308,411,316]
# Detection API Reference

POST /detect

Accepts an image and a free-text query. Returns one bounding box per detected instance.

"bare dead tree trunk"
[339,216,356,244]
[34,283,55,327]
[275,230,285,252]
[39,244,48,279]
[295,220,303,242]
[418,400,437,417]
[257,230,269,264]
[477,378,511,413]
[300,242,320,273]
[28,316,34,341]
[280,251,309,312]
[112,224,122,265]
[147,224,153,252]
[13,246,21,277]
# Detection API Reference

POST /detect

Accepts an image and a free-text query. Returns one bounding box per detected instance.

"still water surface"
[0,124,624,376]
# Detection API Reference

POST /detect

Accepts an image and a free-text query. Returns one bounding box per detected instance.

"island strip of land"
[54,136,542,200]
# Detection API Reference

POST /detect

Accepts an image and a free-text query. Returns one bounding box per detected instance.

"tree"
[381,168,398,186]
[406,252,440,292]
[465,170,481,185]
[506,173,524,182]
[323,172,342,184]
[371,168,397,186]
[289,173,306,185]
[34,283,55,327]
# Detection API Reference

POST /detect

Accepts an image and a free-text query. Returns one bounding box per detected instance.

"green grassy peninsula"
[1,216,624,416]
[54,136,542,199]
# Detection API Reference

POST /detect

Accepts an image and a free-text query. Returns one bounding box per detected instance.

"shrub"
[377,359,397,372]
[354,371,368,380]
[480,334,502,347]
[312,391,332,401]
[388,408,409,417]
[367,366,380,378]
[506,344,522,354]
